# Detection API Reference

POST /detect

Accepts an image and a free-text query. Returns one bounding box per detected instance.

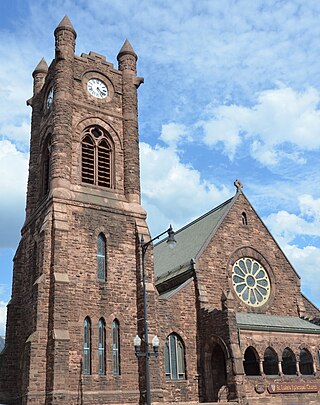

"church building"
[0,16,319,405]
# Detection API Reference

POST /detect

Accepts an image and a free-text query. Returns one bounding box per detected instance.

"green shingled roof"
[154,196,235,282]
[236,313,320,334]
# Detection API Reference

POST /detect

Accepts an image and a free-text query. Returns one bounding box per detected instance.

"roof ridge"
[154,196,234,246]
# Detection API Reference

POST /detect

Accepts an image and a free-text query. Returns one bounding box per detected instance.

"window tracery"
[232,258,271,307]
[81,126,113,188]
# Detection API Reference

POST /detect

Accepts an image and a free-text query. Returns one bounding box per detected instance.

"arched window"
[42,134,52,195]
[97,233,106,281]
[164,333,186,380]
[263,347,279,375]
[112,319,120,375]
[300,349,314,375]
[98,318,106,375]
[84,317,91,375]
[243,347,260,376]
[241,212,248,225]
[282,348,296,375]
[81,126,113,188]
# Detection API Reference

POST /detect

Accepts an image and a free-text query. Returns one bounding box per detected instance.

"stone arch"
[76,117,122,149]
[243,346,260,376]
[282,347,297,375]
[299,348,314,375]
[263,346,279,375]
[203,335,230,402]
[162,327,189,350]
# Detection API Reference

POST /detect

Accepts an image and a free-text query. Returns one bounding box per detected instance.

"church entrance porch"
[204,339,233,403]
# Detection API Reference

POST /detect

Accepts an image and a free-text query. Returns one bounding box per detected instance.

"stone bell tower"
[0,16,156,405]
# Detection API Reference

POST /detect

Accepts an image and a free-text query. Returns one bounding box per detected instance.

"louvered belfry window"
[81,126,112,188]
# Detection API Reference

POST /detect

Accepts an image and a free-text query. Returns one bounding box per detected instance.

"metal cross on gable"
[234,179,243,191]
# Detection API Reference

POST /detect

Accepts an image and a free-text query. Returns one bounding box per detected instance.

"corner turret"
[117,39,137,72]
[117,39,143,203]
[51,15,76,193]
[54,15,76,60]
[32,57,48,95]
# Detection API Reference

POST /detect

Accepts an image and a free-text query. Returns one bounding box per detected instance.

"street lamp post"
[134,225,177,405]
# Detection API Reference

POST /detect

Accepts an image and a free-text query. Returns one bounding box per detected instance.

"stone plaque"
[268,382,318,394]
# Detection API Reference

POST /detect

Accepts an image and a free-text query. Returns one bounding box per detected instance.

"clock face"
[47,87,54,109]
[232,257,271,307]
[87,78,108,99]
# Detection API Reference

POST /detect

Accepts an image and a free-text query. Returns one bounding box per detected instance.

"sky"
[0,0,320,336]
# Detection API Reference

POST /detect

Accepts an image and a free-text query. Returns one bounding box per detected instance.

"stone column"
[259,360,264,375]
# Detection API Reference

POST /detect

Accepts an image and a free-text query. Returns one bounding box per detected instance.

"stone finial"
[54,15,77,37]
[32,58,48,77]
[234,179,243,192]
[117,39,137,61]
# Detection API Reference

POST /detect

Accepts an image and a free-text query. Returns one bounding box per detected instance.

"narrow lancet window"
[97,233,106,281]
[241,212,248,225]
[164,333,186,380]
[84,317,91,375]
[98,318,106,375]
[112,319,120,375]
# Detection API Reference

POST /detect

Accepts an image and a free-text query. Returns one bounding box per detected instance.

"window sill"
[165,379,187,383]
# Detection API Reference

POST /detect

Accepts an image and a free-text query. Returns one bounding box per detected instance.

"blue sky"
[1,0,320,335]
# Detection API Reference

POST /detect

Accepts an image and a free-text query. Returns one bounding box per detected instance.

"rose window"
[232,258,270,307]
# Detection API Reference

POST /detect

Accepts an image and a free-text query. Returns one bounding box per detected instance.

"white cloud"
[283,244,320,302]
[299,194,320,218]
[199,87,320,165]
[159,123,190,147]
[0,140,28,248]
[140,142,231,236]
[250,140,278,166]
[263,194,320,305]
[200,105,245,160]
[0,301,7,337]
[264,194,320,244]
[0,122,31,146]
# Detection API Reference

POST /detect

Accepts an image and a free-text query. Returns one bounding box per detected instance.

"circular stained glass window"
[232,258,270,307]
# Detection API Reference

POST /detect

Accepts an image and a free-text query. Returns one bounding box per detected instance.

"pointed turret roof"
[117,39,137,60]
[32,57,48,76]
[54,15,76,37]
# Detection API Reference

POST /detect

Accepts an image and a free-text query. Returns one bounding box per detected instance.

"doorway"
[210,343,227,401]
